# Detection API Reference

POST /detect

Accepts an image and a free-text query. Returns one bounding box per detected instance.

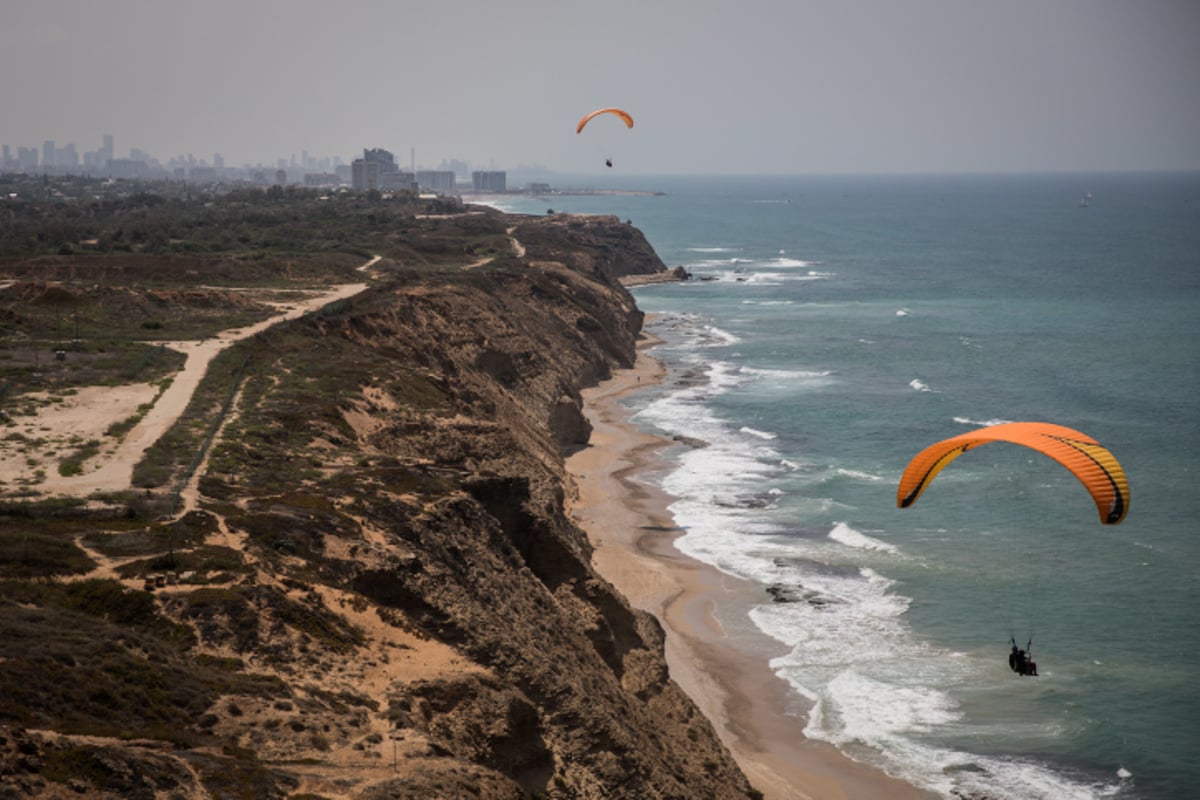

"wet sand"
[565,332,933,800]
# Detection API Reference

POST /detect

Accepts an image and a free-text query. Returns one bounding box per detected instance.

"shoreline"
[565,331,934,800]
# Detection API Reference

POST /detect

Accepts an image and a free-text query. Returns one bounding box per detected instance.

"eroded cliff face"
[0,214,752,799]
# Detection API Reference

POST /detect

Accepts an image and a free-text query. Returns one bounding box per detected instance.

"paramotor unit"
[897,421,1129,525]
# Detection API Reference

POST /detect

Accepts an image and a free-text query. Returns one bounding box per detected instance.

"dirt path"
[507,226,526,257]
[1,258,377,498]
[464,227,524,269]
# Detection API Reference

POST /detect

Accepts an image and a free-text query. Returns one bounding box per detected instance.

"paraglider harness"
[1009,637,1039,676]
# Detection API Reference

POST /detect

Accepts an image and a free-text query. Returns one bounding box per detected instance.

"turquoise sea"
[490,173,1200,799]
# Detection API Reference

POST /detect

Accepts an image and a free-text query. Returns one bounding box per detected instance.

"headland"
[0,181,925,799]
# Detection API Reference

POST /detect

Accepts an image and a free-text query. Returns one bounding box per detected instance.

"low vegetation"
[0,177,756,799]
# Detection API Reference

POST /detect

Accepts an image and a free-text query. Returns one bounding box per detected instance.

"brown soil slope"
[0,211,752,799]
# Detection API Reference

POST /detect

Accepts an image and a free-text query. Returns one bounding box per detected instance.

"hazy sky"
[3,0,1198,175]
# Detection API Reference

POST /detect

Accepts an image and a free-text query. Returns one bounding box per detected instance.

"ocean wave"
[644,310,1115,800]
[830,669,963,734]
[654,313,742,347]
[688,257,744,269]
[709,270,786,285]
[896,308,911,317]
[953,416,1014,427]
[959,336,983,351]
[752,565,915,668]
[909,378,933,392]
[740,426,777,440]
[687,258,829,284]
[828,522,899,554]
[765,257,813,268]
[758,590,1113,800]
[741,366,833,382]
[687,246,738,253]
[833,467,885,482]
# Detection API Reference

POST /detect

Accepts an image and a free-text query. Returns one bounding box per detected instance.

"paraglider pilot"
[1009,638,1038,676]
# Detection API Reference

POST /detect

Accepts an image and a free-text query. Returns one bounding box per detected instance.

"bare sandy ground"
[1,257,377,498]
[565,334,934,800]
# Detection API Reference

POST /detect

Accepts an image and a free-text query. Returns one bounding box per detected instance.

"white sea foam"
[765,257,813,268]
[689,257,743,269]
[642,311,1119,800]
[703,325,740,346]
[831,670,963,735]
[691,259,827,285]
[953,416,1014,427]
[633,198,1143,800]
[741,366,833,384]
[688,246,738,253]
[814,672,1110,800]
[740,426,777,440]
[959,335,983,351]
[656,314,742,347]
[715,270,786,285]
[828,522,899,554]
[762,599,1114,800]
[834,467,884,482]
[752,566,915,671]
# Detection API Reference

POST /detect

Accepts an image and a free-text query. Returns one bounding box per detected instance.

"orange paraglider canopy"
[576,107,634,134]
[897,422,1129,524]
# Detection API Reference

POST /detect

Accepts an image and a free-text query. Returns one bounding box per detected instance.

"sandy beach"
[566,332,934,800]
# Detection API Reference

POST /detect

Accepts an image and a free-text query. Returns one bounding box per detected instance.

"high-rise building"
[351,158,375,190]
[363,148,396,173]
[59,143,78,168]
[472,171,506,192]
[417,170,457,194]
[42,140,55,168]
[18,147,38,171]
[108,158,148,179]
[352,148,399,190]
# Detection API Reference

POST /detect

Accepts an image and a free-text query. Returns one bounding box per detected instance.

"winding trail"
[8,256,379,498]
[464,226,524,269]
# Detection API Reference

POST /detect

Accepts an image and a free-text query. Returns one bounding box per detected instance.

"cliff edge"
[0,200,756,800]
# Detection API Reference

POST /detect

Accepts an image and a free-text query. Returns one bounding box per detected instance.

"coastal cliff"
[0,200,752,799]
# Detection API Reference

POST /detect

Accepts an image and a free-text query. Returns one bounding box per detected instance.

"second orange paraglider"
[897,422,1129,524]
[576,107,634,134]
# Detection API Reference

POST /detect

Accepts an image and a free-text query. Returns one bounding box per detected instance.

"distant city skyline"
[1,132,512,187]
[2,2,1197,175]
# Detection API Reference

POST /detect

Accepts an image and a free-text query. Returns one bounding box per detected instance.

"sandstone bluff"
[0,191,756,799]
